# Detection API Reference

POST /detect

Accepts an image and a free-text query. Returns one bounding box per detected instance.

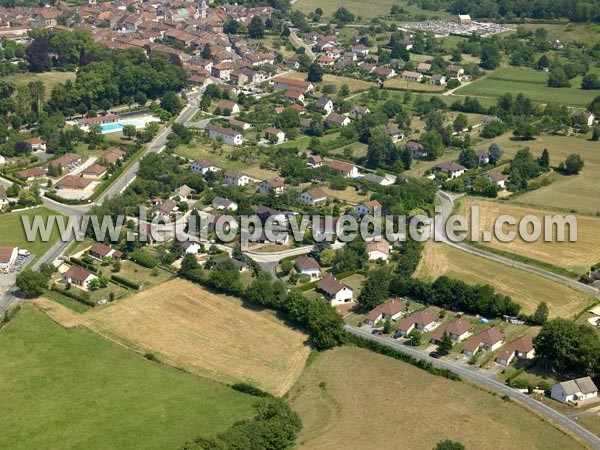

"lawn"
[415,241,594,317]
[63,279,310,395]
[385,77,446,92]
[455,67,600,106]
[321,186,368,204]
[289,346,585,450]
[0,305,254,450]
[1,71,76,99]
[0,206,64,263]
[98,261,173,290]
[294,0,453,19]
[458,197,600,275]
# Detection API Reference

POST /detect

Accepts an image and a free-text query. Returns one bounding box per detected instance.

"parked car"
[429,352,441,359]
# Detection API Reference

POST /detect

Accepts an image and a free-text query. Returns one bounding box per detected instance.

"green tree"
[537,148,550,169]
[581,73,600,90]
[480,43,501,70]
[420,130,444,160]
[280,259,294,276]
[531,302,549,325]
[548,68,570,88]
[16,270,48,298]
[459,148,478,169]
[453,113,468,132]
[436,332,453,356]
[357,267,391,310]
[122,124,136,140]
[339,84,350,97]
[333,7,355,23]
[160,91,184,116]
[39,263,56,279]
[248,16,265,39]
[562,153,584,174]
[488,143,503,164]
[209,260,244,295]
[433,440,466,450]
[307,62,323,83]
[407,329,422,346]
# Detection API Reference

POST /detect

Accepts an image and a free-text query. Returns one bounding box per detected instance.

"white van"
[18,249,30,257]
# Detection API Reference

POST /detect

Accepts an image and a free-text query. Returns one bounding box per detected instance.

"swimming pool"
[100,121,146,133]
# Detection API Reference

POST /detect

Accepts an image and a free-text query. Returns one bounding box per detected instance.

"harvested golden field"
[289,347,585,450]
[385,77,445,92]
[286,72,376,93]
[40,279,310,395]
[458,198,600,274]
[415,242,593,317]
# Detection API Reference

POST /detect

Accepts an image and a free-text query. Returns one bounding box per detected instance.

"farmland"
[415,242,594,317]
[458,197,600,275]
[74,279,310,395]
[456,67,600,106]
[0,305,254,450]
[0,207,63,263]
[294,0,454,20]
[289,346,584,450]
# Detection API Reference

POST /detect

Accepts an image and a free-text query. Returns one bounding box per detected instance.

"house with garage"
[62,265,97,289]
[191,158,220,174]
[294,256,321,280]
[435,162,466,179]
[224,169,250,186]
[366,240,390,262]
[395,309,438,337]
[363,173,396,186]
[551,377,598,404]
[260,178,285,195]
[16,167,47,181]
[356,200,382,217]
[365,300,406,326]
[205,125,243,146]
[299,188,327,206]
[317,274,354,306]
[328,160,359,178]
[212,196,238,211]
[495,335,535,366]
[430,319,471,344]
[89,242,124,261]
[462,327,504,357]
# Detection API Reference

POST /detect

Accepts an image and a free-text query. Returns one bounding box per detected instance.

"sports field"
[415,242,593,317]
[458,197,600,275]
[289,346,585,450]
[456,67,600,106]
[45,279,310,395]
[0,306,254,450]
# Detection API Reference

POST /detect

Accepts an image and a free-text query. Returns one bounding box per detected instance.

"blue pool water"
[100,121,145,133]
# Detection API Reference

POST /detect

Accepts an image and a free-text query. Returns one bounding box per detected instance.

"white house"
[191,158,220,174]
[260,178,285,195]
[484,170,505,188]
[181,240,202,255]
[349,106,371,118]
[572,111,596,127]
[264,127,286,144]
[205,125,243,146]
[316,97,334,114]
[299,188,327,206]
[476,149,490,166]
[294,256,321,280]
[317,275,353,306]
[171,185,193,202]
[356,200,382,217]
[325,113,351,128]
[551,377,598,404]
[216,100,240,115]
[212,197,238,211]
[365,300,406,326]
[401,71,423,82]
[366,240,390,262]
[224,169,250,186]
[62,266,97,289]
[307,155,323,168]
[328,160,359,178]
[435,162,466,179]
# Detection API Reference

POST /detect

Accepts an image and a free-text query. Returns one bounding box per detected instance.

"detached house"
[402,71,423,82]
[349,106,370,118]
[224,169,250,187]
[317,275,354,306]
[495,335,535,366]
[294,256,321,280]
[205,125,243,146]
[264,127,286,144]
[430,319,471,344]
[191,158,220,174]
[484,170,506,188]
[351,44,369,56]
[552,377,598,404]
[446,65,465,79]
[356,200,382,217]
[435,162,466,179]
[325,113,351,128]
[216,100,240,115]
[406,141,427,159]
[396,309,438,336]
[316,97,334,114]
[152,198,178,218]
[89,242,124,261]
[273,77,314,93]
[22,138,46,152]
[62,266,97,289]
[260,178,285,195]
[212,197,238,211]
[365,300,406,326]
[299,188,327,206]
[366,240,390,261]
[329,160,359,178]
[462,327,504,357]
[307,155,323,168]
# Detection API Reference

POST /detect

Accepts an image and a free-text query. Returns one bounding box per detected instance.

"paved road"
[435,191,599,298]
[346,325,600,449]
[289,28,316,61]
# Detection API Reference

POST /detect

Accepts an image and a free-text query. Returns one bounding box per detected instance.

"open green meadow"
[456,67,600,106]
[294,0,453,19]
[0,306,254,450]
[1,71,76,99]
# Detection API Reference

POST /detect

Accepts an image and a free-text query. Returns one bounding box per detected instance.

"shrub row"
[345,332,461,382]
[70,257,98,273]
[231,382,271,398]
[110,275,140,290]
[50,285,96,307]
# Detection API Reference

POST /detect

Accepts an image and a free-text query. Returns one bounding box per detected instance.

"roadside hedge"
[110,275,139,290]
[345,332,461,382]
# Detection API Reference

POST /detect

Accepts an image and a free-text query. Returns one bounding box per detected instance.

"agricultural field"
[0,206,64,264]
[458,197,600,275]
[385,77,446,92]
[415,242,594,317]
[1,71,76,99]
[456,67,600,106]
[286,72,376,93]
[69,279,310,395]
[289,346,584,450]
[0,305,254,450]
[475,134,600,216]
[294,0,454,20]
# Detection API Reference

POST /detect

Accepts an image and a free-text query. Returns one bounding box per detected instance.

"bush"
[231,383,271,397]
[130,250,158,268]
[111,275,140,290]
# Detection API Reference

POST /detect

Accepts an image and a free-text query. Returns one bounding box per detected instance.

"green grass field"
[1,72,76,99]
[294,0,453,19]
[456,67,600,106]
[0,207,63,262]
[0,306,254,450]
[289,346,585,449]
